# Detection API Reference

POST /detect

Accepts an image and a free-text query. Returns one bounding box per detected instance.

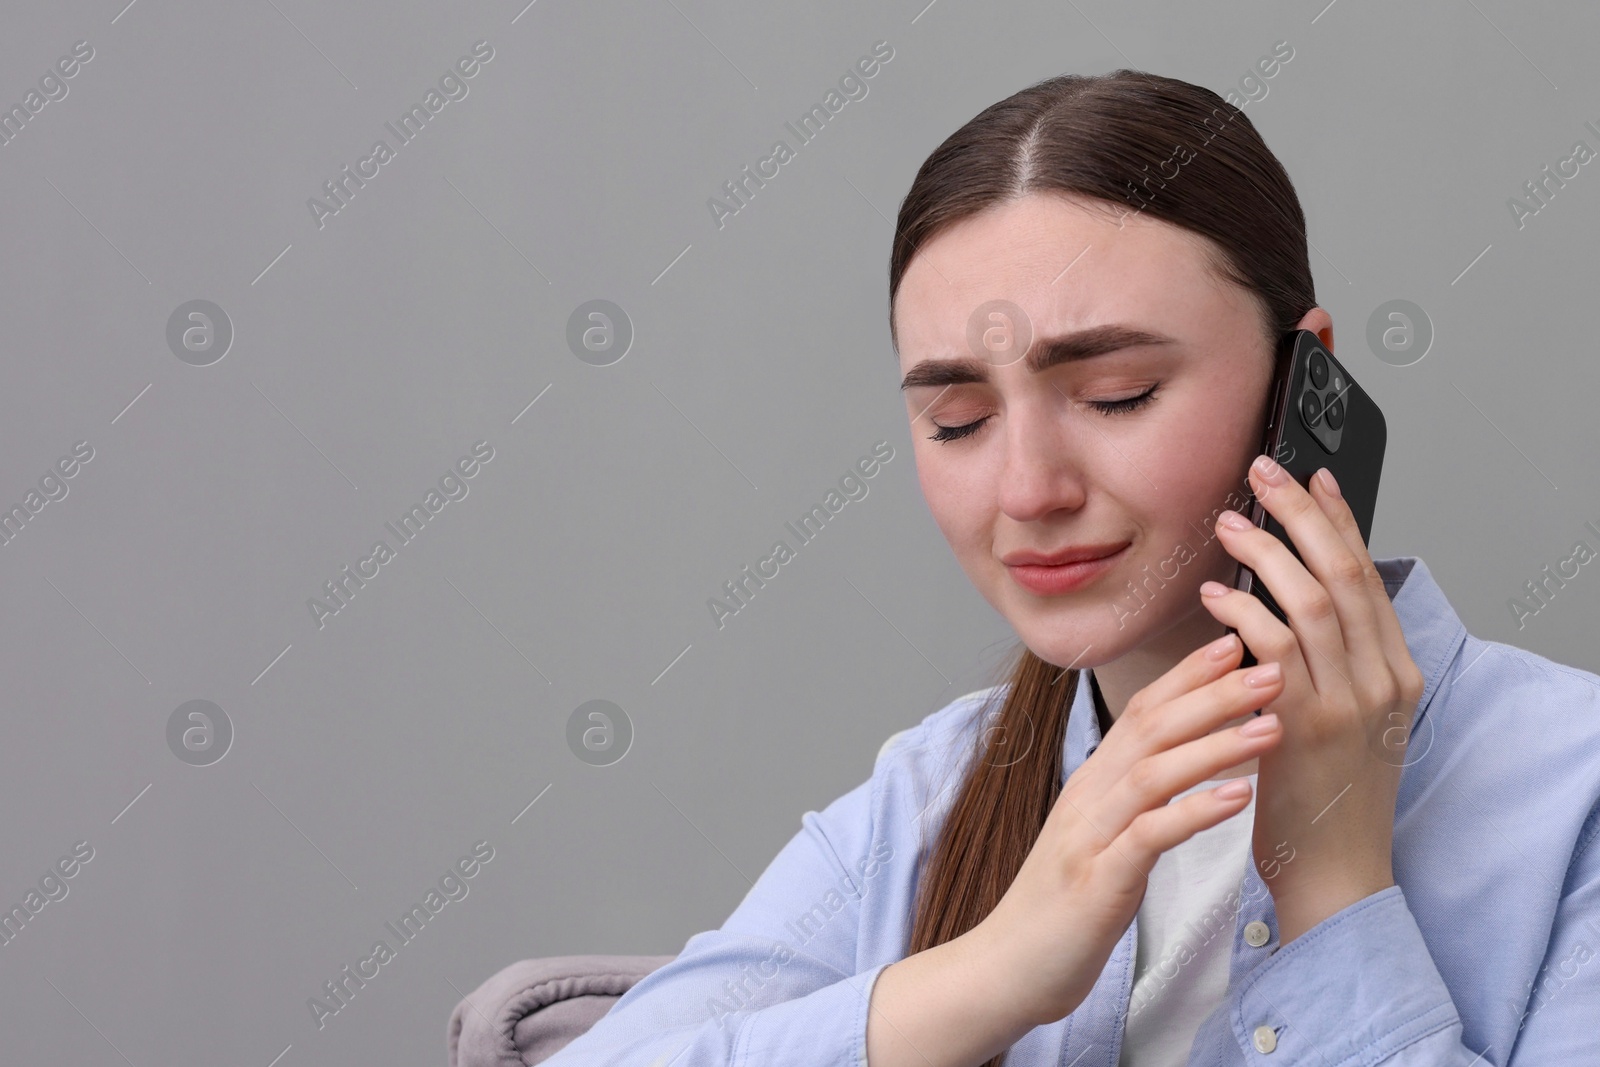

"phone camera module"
[1301,390,1322,425]
[1295,343,1348,453]
[1309,350,1329,388]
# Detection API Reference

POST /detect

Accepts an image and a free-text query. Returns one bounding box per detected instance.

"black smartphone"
[1229,329,1387,670]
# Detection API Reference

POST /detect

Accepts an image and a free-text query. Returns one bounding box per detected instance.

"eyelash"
[927,383,1162,443]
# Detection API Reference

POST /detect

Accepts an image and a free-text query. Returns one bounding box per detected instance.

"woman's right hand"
[968,631,1285,1031]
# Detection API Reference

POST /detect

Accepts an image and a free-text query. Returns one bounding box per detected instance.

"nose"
[995,396,1089,523]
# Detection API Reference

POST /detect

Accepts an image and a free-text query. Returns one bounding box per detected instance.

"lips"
[1003,542,1131,595]
[1000,541,1131,567]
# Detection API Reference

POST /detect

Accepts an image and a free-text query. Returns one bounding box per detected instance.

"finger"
[1307,467,1408,673]
[1112,770,1263,871]
[1092,674,1283,839]
[1199,583,1316,706]
[1103,631,1245,734]
[1214,509,1351,694]
[1239,453,1372,690]
[1093,641,1282,774]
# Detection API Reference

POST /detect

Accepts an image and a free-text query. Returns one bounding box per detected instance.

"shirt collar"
[1062,556,1467,783]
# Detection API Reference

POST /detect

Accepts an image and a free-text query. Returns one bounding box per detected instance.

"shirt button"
[1253,1025,1278,1053]
[1244,920,1271,947]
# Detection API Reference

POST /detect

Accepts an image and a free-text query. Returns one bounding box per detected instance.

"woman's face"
[893,192,1285,669]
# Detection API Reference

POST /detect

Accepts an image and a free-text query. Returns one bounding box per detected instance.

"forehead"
[893,193,1236,362]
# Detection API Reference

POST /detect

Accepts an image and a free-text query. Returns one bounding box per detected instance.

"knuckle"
[1299,587,1337,623]
[1122,811,1156,850]
[1367,676,1398,709]
[1262,628,1298,661]
[1401,664,1426,705]
[1331,553,1367,588]
[1125,700,1164,744]
[1126,757,1161,797]
[1279,486,1315,515]
[1122,688,1149,723]
[1120,700,1162,750]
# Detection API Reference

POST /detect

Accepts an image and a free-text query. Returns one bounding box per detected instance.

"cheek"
[914,449,987,549]
[1140,394,1258,509]
[1110,411,1257,576]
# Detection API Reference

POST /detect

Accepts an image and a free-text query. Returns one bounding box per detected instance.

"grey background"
[2,0,1596,1062]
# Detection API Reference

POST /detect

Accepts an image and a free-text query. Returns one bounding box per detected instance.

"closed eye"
[1086,383,1160,415]
[926,383,1161,443]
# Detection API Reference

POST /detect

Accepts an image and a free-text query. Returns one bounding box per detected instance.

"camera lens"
[1301,390,1322,426]
[1325,396,1345,429]
[1309,350,1329,388]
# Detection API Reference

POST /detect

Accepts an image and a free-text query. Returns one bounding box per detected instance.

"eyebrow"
[899,323,1179,391]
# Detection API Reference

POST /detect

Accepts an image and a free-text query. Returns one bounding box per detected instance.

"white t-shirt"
[1116,773,1258,1067]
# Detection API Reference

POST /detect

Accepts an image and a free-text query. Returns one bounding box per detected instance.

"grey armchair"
[448,954,675,1066]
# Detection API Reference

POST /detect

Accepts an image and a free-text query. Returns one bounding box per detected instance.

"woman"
[542,70,1600,1067]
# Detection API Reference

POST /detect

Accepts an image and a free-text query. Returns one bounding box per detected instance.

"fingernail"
[1240,712,1279,737]
[1206,633,1239,659]
[1252,454,1287,484]
[1217,510,1250,531]
[1200,580,1230,597]
[1213,779,1252,800]
[1317,467,1341,497]
[1244,662,1281,687]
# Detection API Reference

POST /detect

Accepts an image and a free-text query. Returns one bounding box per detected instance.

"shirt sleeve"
[1500,801,1600,1064]
[1185,802,1600,1067]
[537,771,897,1067]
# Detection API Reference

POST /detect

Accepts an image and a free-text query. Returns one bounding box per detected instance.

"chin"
[1010,599,1148,671]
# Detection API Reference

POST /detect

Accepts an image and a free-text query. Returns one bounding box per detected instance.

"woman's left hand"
[1197,452,1426,946]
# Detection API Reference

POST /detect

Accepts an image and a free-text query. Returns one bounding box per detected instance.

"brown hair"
[887,70,1316,1065]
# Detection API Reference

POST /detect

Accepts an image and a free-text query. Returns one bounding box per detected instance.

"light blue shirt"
[543,556,1600,1066]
